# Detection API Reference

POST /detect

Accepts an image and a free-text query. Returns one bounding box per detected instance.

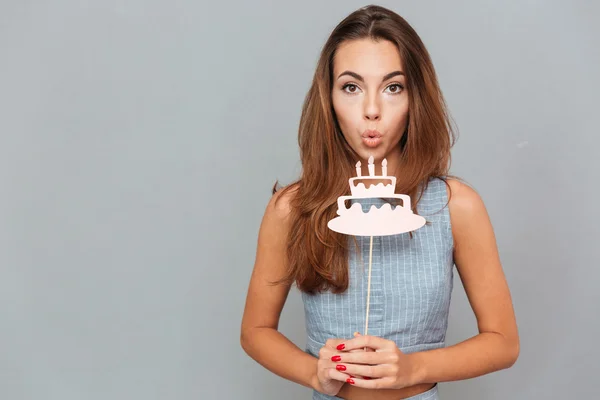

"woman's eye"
[342,83,359,94]
[386,84,404,94]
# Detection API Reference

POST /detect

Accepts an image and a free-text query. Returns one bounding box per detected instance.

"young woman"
[240,5,519,400]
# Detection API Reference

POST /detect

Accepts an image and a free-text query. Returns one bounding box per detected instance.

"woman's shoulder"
[442,177,482,212]
[439,177,489,243]
[266,182,300,222]
[428,175,478,205]
[254,184,300,262]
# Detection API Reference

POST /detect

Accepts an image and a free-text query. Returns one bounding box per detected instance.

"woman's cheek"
[335,104,355,127]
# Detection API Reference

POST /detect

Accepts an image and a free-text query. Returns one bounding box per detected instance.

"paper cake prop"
[327,156,426,236]
[327,155,427,339]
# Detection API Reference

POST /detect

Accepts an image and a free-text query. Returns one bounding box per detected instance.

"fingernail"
[336,343,345,350]
[336,364,346,371]
[331,355,341,362]
[346,378,355,384]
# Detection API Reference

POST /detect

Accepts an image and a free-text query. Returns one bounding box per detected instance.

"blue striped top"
[301,177,454,399]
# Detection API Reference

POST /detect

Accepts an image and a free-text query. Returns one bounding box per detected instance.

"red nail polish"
[336,343,345,350]
[331,355,341,362]
[364,376,372,380]
[336,364,346,371]
[347,378,355,384]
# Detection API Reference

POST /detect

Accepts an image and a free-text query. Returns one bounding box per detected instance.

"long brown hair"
[272,5,462,294]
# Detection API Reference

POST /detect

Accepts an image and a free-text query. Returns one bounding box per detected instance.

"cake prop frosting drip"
[327,155,427,339]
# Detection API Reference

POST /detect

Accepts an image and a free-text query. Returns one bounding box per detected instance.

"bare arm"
[240,187,320,391]
[409,179,520,383]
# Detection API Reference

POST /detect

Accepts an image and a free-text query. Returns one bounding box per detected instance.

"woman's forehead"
[333,39,403,77]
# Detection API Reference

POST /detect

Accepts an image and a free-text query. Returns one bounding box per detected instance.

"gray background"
[1,1,598,399]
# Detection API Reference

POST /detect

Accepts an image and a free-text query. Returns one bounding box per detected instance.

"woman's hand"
[314,338,352,396]
[314,332,378,395]
[329,334,420,389]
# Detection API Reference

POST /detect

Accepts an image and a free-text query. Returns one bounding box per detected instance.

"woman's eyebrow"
[336,70,404,82]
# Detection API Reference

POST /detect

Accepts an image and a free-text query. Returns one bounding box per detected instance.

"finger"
[325,338,345,349]
[348,348,370,353]
[319,346,339,361]
[354,333,376,352]
[347,346,376,353]
[327,367,353,383]
[347,332,375,352]
[345,376,394,389]
[337,335,392,352]
[329,350,391,365]
[333,362,387,379]
[335,335,371,352]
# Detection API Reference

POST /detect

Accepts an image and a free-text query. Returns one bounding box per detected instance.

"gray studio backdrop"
[1,1,598,399]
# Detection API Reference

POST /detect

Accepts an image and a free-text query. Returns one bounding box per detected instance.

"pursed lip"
[362,129,382,138]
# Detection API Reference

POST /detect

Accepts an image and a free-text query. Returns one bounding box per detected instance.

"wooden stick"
[364,235,374,350]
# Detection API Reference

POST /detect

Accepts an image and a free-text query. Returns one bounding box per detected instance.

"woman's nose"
[364,96,380,121]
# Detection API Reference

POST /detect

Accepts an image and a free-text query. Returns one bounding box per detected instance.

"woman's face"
[331,38,408,172]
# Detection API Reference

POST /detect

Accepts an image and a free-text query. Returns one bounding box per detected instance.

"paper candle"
[382,158,387,176]
[368,155,375,176]
[355,161,361,177]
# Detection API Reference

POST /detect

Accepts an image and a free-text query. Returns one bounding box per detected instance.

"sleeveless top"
[301,177,454,400]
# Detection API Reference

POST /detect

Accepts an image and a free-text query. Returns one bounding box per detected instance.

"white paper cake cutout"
[326,155,427,340]
[327,155,426,236]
